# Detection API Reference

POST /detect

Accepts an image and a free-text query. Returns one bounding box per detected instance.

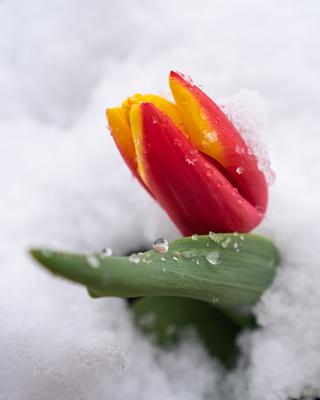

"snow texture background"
[1,0,320,399]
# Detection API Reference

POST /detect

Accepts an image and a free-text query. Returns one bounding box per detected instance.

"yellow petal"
[169,72,223,162]
[106,107,137,174]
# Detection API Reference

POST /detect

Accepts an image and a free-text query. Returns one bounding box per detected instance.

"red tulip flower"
[106,71,268,236]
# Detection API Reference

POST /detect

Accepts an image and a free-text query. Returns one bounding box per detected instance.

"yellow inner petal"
[106,107,136,171]
[169,76,224,162]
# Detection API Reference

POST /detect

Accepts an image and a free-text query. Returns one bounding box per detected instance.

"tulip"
[106,71,268,235]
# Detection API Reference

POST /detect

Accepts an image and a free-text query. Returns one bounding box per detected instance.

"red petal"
[139,103,263,235]
[169,71,268,214]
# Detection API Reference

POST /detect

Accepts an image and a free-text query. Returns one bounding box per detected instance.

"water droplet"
[231,188,238,196]
[152,116,158,124]
[174,138,182,147]
[101,247,112,258]
[206,251,221,265]
[235,145,245,154]
[217,180,223,188]
[191,234,199,241]
[86,254,100,269]
[206,169,213,177]
[162,267,167,272]
[221,237,232,248]
[233,242,240,253]
[172,256,178,261]
[211,298,219,304]
[161,256,166,262]
[236,166,245,175]
[181,250,197,259]
[185,157,198,165]
[209,231,223,243]
[209,231,216,240]
[129,253,141,264]
[240,235,245,241]
[153,238,169,254]
[185,149,199,165]
[204,131,217,143]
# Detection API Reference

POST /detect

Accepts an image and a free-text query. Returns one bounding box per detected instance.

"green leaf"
[132,296,241,368]
[30,233,280,309]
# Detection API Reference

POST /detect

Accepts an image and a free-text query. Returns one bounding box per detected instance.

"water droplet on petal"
[206,169,213,177]
[153,238,169,253]
[235,145,245,155]
[231,188,238,196]
[206,251,221,265]
[204,131,217,142]
[86,254,100,269]
[236,166,245,175]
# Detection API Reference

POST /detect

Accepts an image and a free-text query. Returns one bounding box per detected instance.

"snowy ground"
[1,1,320,399]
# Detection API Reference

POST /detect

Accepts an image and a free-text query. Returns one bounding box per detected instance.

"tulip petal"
[136,102,263,235]
[106,107,138,177]
[123,93,185,134]
[169,71,268,214]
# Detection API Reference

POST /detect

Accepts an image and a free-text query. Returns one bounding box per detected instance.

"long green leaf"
[30,233,280,309]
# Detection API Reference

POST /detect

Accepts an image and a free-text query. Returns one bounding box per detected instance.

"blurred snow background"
[1,0,320,399]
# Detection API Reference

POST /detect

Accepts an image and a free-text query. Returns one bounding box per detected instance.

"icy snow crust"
[1,0,320,399]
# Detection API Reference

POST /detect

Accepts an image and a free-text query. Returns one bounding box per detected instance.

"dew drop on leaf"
[86,254,100,269]
[153,238,169,253]
[221,237,232,248]
[101,247,112,258]
[129,253,141,264]
[181,250,197,259]
[206,251,221,265]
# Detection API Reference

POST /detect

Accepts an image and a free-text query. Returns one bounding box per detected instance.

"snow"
[1,0,320,399]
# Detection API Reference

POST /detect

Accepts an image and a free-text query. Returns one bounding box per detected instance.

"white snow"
[1,0,320,399]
